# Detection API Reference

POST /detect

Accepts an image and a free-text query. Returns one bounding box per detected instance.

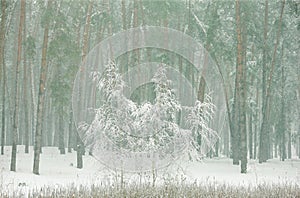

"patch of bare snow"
[1,146,299,195]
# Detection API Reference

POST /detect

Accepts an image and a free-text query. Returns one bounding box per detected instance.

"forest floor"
[0,146,299,197]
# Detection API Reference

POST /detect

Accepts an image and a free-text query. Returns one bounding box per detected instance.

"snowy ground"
[0,146,299,195]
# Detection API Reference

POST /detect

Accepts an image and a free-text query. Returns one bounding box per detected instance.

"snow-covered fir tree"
[186,94,219,159]
[80,61,218,161]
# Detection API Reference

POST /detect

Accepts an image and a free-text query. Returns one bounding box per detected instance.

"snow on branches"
[78,61,218,163]
[186,94,219,160]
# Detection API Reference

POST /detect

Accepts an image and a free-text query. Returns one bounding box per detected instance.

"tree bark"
[58,108,65,154]
[280,66,286,161]
[232,5,242,165]
[82,1,93,62]
[260,0,285,163]
[76,0,93,169]
[33,0,52,175]
[249,112,253,159]
[30,56,36,151]
[11,0,25,171]
[22,4,29,154]
[76,136,83,169]
[213,57,232,158]
[196,3,218,155]
[298,136,300,159]
[235,0,247,173]
[0,0,6,82]
[0,0,7,155]
[68,103,73,153]
[259,0,269,164]
[249,45,255,160]
[288,128,291,159]
[253,85,259,159]
[197,47,209,150]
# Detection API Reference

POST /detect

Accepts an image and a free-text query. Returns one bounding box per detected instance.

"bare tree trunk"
[1,59,5,156]
[288,128,291,159]
[22,3,29,154]
[0,0,6,82]
[68,103,73,153]
[82,1,93,62]
[196,3,218,154]
[45,99,52,146]
[260,0,285,163]
[28,4,38,149]
[259,0,269,164]
[254,85,259,159]
[11,0,25,171]
[76,135,83,169]
[298,135,300,159]
[235,0,247,173]
[280,64,286,161]
[0,0,7,155]
[213,57,232,158]
[275,138,278,158]
[3,1,19,147]
[33,0,52,175]
[249,45,255,160]
[280,42,287,161]
[76,0,93,169]
[58,107,65,155]
[197,47,209,150]
[232,41,241,165]
[249,113,253,159]
[30,58,36,149]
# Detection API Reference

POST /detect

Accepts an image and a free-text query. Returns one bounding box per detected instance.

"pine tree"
[187,94,218,160]
[33,0,52,175]
[11,0,25,172]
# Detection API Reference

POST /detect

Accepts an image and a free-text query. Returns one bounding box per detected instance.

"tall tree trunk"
[196,3,218,155]
[28,3,39,150]
[76,134,83,169]
[30,58,36,149]
[279,42,287,161]
[82,1,93,63]
[68,103,73,153]
[45,99,52,146]
[260,0,285,163]
[197,47,209,150]
[76,0,93,169]
[232,33,241,165]
[259,0,269,164]
[235,0,247,173]
[11,0,25,171]
[275,137,278,158]
[213,57,232,158]
[58,108,65,154]
[288,127,291,159]
[0,0,7,155]
[298,129,300,159]
[254,85,259,159]
[298,76,300,159]
[1,57,5,156]
[249,45,255,160]
[280,62,286,161]
[22,4,29,154]
[33,0,52,175]
[231,73,240,164]
[0,0,6,82]
[249,112,253,159]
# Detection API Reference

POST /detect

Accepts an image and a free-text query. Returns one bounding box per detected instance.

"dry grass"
[1,182,299,198]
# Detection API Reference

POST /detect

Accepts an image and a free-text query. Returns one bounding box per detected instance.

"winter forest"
[0,0,299,197]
